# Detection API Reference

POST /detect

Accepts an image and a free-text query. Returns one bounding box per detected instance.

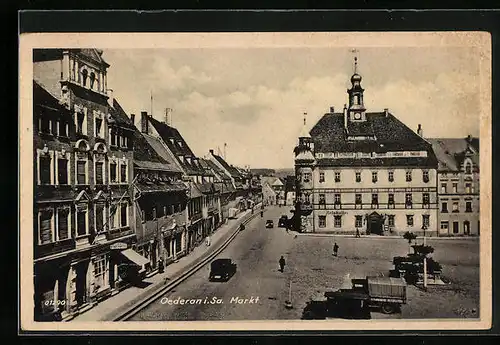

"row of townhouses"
[32,48,262,321]
[293,58,480,236]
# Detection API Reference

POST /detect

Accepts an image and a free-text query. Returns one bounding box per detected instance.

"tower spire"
[303,112,307,126]
[351,48,359,74]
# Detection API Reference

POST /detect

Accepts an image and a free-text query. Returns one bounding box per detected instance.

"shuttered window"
[57,209,69,240]
[39,210,53,244]
[77,161,86,184]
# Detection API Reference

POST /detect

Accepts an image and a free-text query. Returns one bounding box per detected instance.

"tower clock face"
[354,112,361,120]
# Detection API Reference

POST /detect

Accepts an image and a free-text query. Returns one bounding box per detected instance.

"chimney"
[165,108,172,125]
[343,104,348,129]
[384,108,389,117]
[330,106,335,113]
[209,149,214,155]
[417,124,423,137]
[466,134,472,142]
[107,89,114,107]
[130,113,135,127]
[141,111,149,134]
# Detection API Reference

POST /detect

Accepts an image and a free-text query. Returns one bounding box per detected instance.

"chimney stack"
[209,149,214,155]
[107,89,114,107]
[384,108,389,117]
[141,111,149,134]
[343,104,348,129]
[466,134,472,142]
[130,113,135,127]
[417,124,423,137]
[330,106,335,113]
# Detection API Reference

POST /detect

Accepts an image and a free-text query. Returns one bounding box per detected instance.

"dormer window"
[178,141,183,147]
[170,138,174,144]
[464,159,473,174]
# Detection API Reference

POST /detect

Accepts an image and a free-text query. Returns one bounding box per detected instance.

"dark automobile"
[266,220,274,228]
[209,258,237,281]
[278,215,288,227]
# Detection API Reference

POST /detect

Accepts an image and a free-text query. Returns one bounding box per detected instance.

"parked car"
[278,215,288,227]
[266,220,274,228]
[209,258,237,282]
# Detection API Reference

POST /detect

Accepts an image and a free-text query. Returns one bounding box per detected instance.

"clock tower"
[347,56,367,122]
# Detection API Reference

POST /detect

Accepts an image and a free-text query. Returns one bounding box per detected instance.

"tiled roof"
[427,138,479,171]
[198,158,216,177]
[67,82,109,106]
[310,112,431,153]
[108,99,135,129]
[205,159,230,181]
[136,181,187,194]
[212,154,242,179]
[134,160,175,172]
[148,117,205,175]
[142,134,182,173]
[33,80,71,117]
[190,183,203,199]
[197,182,217,194]
[316,156,438,168]
[76,49,110,67]
[132,129,166,164]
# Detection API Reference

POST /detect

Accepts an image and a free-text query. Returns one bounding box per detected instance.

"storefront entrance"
[74,261,88,306]
[367,212,384,235]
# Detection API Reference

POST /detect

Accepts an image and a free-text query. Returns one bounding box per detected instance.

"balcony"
[35,238,76,259]
[106,226,134,241]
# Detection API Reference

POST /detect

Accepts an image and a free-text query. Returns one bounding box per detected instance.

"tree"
[403,231,417,254]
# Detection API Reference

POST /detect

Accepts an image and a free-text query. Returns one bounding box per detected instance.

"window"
[76,160,86,185]
[466,201,472,213]
[441,183,447,193]
[120,204,128,227]
[452,183,458,193]
[57,209,69,240]
[95,204,104,233]
[82,69,88,86]
[452,201,459,212]
[406,170,412,182]
[93,255,107,291]
[440,221,449,230]
[175,233,182,253]
[441,202,448,213]
[77,112,85,134]
[406,215,414,227]
[334,215,342,228]
[110,130,116,146]
[388,215,395,227]
[423,193,430,205]
[465,183,472,194]
[110,162,117,183]
[355,172,361,183]
[423,170,429,183]
[334,194,341,205]
[303,173,311,183]
[95,118,103,137]
[371,193,378,206]
[388,193,395,206]
[318,216,326,228]
[152,207,157,220]
[39,210,53,244]
[120,164,127,183]
[388,170,394,182]
[335,172,341,182]
[304,193,310,203]
[39,117,51,134]
[76,210,87,236]
[57,158,68,185]
[355,194,362,205]
[453,221,459,234]
[372,171,378,183]
[355,215,363,228]
[405,193,413,208]
[58,120,68,137]
[319,194,326,204]
[422,215,430,228]
[319,172,325,183]
[163,206,168,217]
[465,163,472,174]
[39,156,51,185]
[95,162,104,185]
[90,72,96,89]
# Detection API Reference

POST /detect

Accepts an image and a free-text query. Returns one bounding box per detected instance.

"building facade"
[294,58,439,236]
[33,49,136,321]
[428,137,480,236]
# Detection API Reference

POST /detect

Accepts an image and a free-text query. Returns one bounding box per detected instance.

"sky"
[103,46,481,169]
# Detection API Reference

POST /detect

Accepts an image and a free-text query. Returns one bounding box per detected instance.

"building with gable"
[428,136,480,236]
[294,57,439,235]
[33,49,137,321]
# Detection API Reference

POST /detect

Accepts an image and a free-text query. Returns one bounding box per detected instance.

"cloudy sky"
[103,46,480,169]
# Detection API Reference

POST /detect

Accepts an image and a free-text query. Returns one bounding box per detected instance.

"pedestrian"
[260,210,264,218]
[158,258,164,274]
[205,235,211,247]
[279,256,286,272]
[333,242,339,257]
[355,228,361,238]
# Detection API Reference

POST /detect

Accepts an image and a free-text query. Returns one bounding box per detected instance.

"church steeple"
[347,51,366,122]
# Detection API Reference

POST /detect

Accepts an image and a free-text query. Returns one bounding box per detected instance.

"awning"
[120,249,150,267]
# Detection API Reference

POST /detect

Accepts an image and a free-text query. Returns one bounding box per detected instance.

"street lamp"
[421,224,428,289]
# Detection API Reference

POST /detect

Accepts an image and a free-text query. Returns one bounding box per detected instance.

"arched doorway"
[367,212,384,235]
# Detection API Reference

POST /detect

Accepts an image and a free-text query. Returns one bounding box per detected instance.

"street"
[131,206,480,321]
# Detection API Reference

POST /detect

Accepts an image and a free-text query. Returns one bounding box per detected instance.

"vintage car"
[278,215,288,228]
[266,220,274,228]
[209,258,237,282]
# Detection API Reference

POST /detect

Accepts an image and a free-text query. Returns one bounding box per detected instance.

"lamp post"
[421,224,428,289]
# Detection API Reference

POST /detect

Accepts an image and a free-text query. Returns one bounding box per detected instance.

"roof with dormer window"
[427,137,479,172]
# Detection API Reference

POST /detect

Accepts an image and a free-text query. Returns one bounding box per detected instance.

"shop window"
[57,209,69,240]
[39,156,51,185]
[39,210,53,244]
[318,216,326,228]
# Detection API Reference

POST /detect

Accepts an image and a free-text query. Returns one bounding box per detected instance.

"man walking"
[279,256,286,272]
[355,228,361,238]
[333,242,339,257]
[205,235,211,247]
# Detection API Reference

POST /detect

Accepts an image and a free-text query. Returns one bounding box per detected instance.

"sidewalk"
[297,233,479,240]
[70,206,259,322]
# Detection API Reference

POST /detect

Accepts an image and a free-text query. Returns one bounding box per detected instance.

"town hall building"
[294,57,439,236]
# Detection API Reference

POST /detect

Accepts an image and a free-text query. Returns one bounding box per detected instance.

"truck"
[302,276,407,319]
